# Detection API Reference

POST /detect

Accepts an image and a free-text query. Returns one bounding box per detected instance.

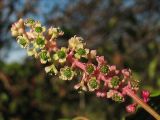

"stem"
[79,92,85,110]
[125,88,160,120]
[73,60,86,71]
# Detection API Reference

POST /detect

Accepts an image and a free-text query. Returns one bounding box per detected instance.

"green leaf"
[148,57,158,79]
[150,90,160,97]
[0,93,8,102]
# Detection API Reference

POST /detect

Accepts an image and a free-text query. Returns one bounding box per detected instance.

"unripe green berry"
[57,51,66,59]
[111,76,121,87]
[77,48,86,55]
[36,37,45,45]
[88,77,99,89]
[35,27,42,33]
[60,66,74,80]
[40,51,48,61]
[19,38,27,46]
[100,65,109,74]
[112,93,124,103]
[27,18,35,24]
[86,64,94,74]
[63,67,72,78]
[130,79,140,89]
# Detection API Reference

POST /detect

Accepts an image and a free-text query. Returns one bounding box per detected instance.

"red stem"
[125,88,160,120]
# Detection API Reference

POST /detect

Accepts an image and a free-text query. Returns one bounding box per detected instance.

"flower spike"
[11,18,160,120]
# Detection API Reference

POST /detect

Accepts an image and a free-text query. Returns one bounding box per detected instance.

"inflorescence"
[11,18,150,113]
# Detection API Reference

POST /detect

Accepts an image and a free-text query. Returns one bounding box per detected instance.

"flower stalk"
[124,88,160,120]
[11,18,160,119]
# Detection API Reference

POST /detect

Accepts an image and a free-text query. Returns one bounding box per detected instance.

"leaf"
[148,57,158,79]
[157,77,160,87]
[0,93,8,102]
[150,90,160,97]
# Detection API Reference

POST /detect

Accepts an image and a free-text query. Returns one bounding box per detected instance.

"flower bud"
[18,18,24,25]
[11,30,18,37]
[96,91,101,97]
[126,103,137,113]
[109,65,116,71]
[107,90,124,102]
[25,18,35,26]
[122,69,131,78]
[18,28,24,34]
[96,56,105,65]
[142,90,150,103]
[129,78,140,90]
[90,50,97,59]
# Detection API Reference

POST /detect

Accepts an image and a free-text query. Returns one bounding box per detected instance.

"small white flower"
[74,48,89,59]
[59,66,74,80]
[48,27,64,39]
[68,36,85,50]
[33,21,46,35]
[87,77,99,91]
[17,35,29,48]
[39,50,51,64]
[33,36,46,49]
[45,64,58,75]
[53,47,67,64]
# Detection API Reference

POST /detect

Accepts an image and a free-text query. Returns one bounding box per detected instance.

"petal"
[53,54,59,60]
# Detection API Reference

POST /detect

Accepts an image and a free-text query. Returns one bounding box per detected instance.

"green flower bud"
[110,76,121,88]
[112,93,124,103]
[35,27,42,33]
[39,50,51,64]
[57,51,66,59]
[25,18,35,26]
[40,51,48,61]
[130,79,140,90]
[100,65,109,74]
[19,38,27,46]
[28,19,34,24]
[86,64,94,74]
[36,37,45,45]
[77,48,86,55]
[64,68,72,78]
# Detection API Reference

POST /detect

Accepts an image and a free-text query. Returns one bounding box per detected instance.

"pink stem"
[73,60,86,71]
[125,88,160,120]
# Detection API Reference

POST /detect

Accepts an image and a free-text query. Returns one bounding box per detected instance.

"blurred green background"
[0,0,160,120]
